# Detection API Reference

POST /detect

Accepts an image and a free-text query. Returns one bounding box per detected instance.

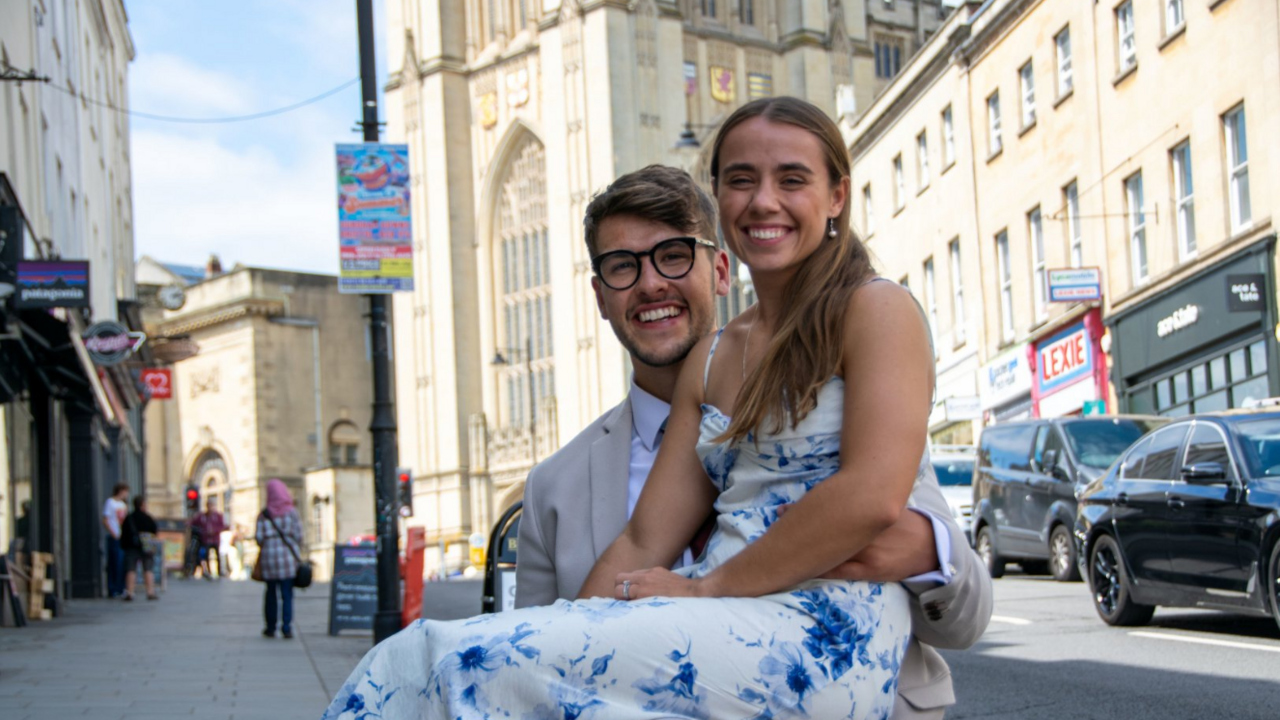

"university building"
[848,0,1279,444]
[383,0,951,574]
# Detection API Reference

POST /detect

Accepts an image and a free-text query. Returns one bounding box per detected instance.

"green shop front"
[1109,239,1279,416]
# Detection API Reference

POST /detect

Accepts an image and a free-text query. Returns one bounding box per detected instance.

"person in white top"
[101,483,129,598]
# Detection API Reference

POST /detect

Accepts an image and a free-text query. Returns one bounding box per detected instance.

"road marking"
[991,615,1032,626]
[1129,631,1280,653]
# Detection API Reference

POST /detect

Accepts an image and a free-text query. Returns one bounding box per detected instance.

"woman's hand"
[615,567,710,601]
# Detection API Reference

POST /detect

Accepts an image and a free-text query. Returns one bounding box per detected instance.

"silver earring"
[827,218,837,239]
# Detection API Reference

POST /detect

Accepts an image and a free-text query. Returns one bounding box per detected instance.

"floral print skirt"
[323,579,909,720]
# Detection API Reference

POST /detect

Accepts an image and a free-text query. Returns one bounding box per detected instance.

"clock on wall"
[158,283,186,311]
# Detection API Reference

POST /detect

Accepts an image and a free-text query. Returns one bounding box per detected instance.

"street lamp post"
[354,0,401,645]
[491,335,538,464]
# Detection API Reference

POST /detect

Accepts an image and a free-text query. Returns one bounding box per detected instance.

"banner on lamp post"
[335,143,414,294]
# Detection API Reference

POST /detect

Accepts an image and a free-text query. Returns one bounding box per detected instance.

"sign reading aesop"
[83,321,146,366]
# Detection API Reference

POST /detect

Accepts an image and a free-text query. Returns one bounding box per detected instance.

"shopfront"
[1109,240,1278,416]
[979,343,1034,424]
[1030,308,1109,417]
[929,350,982,446]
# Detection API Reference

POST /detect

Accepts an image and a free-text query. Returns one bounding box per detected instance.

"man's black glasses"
[591,237,718,291]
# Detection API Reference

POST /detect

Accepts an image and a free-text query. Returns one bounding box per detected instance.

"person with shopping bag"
[253,479,307,638]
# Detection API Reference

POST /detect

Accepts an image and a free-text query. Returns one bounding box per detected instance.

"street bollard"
[400,526,426,628]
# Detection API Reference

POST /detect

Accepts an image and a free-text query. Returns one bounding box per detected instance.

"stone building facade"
[384,0,951,574]
[138,262,374,545]
[849,0,1279,437]
[1,0,142,601]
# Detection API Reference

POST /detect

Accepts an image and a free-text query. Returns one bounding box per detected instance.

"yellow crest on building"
[709,66,734,104]
[479,92,498,129]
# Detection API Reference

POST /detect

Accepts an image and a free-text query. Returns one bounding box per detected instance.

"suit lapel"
[589,397,633,559]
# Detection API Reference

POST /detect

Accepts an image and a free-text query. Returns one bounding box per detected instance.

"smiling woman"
[323,100,934,720]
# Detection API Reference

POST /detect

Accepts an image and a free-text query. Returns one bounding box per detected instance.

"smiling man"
[516,164,991,719]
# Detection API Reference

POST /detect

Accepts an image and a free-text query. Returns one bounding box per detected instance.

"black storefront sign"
[16,260,90,309]
[1111,248,1272,384]
[1227,274,1265,312]
[328,544,377,635]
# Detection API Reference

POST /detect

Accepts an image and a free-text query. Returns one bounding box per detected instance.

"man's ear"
[714,250,732,298]
[592,276,608,319]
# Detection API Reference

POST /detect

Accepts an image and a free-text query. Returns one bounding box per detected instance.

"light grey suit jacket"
[516,396,993,718]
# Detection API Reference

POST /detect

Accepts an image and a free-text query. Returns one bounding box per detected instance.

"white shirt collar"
[629,377,671,452]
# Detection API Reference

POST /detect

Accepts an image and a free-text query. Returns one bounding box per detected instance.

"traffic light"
[396,467,413,517]
[184,485,200,513]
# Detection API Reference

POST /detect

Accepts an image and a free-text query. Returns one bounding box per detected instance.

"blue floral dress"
[324,331,913,720]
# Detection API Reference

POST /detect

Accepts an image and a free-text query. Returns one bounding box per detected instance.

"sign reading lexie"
[335,143,413,294]
[1037,322,1093,394]
[328,543,378,635]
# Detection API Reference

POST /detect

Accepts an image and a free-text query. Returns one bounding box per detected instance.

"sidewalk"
[0,578,372,720]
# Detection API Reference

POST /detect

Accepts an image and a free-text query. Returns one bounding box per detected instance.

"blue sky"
[126,0,386,274]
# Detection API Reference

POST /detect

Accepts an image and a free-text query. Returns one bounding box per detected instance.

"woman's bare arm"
[683,281,932,599]
[576,335,720,598]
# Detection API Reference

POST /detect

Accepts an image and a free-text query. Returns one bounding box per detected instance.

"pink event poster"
[335,143,414,293]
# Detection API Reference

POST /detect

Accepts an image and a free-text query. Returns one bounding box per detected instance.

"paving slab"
[0,578,373,719]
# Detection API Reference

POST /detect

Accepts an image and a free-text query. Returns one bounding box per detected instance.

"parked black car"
[973,416,1167,581]
[1075,411,1280,628]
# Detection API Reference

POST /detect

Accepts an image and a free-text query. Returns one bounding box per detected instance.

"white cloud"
[130,53,256,118]
[131,129,341,274]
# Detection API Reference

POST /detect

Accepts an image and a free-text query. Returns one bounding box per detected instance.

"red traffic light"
[186,488,198,501]
[398,473,410,483]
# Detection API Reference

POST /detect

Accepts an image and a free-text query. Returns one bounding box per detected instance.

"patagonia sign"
[16,260,90,309]
[83,321,146,366]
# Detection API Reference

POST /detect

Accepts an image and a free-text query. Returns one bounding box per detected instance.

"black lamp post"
[673,121,722,151]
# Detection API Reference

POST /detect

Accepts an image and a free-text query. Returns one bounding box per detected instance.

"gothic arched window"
[495,137,552,429]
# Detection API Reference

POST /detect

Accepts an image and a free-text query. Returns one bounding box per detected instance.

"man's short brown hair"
[583,165,718,258]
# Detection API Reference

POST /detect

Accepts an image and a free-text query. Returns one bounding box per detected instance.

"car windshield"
[932,459,974,486]
[1061,418,1168,469]
[1232,418,1280,478]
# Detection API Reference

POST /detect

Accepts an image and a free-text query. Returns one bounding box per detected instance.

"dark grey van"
[973,416,1166,581]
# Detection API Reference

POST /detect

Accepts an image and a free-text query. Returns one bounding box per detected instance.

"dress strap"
[703,328,726,394]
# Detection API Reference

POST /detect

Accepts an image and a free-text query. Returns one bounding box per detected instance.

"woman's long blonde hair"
[711,97,875,443]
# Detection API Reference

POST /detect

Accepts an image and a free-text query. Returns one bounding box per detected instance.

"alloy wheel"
[1269,543,1280,633]
[1050,526,1081,582]
[1092,544,1120,616]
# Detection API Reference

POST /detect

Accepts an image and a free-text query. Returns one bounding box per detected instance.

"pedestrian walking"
[120,496,159,601]
[255,479,302,639]
[190,498,227,579]
[101,484,129,598]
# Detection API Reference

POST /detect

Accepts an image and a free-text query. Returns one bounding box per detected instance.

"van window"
[981,425,1038,471]
[1033,426,1066,473]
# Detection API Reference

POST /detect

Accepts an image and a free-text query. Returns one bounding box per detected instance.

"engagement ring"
[622,579,632,600]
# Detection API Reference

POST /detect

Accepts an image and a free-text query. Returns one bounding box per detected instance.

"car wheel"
[1088,534,1153,626]
[977,526,1005,579]
[1050,525,1082,582]
[1268,542,1280,634]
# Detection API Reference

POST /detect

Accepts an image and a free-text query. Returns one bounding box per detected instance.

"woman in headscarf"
[255,479,303,638]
